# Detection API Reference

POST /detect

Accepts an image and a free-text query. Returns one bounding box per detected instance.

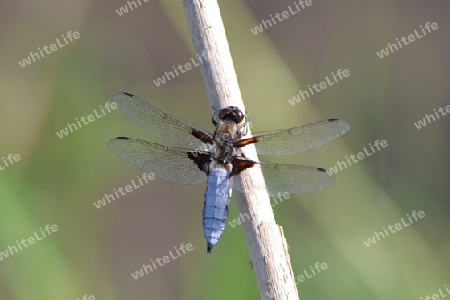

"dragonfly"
[108,92,350,253]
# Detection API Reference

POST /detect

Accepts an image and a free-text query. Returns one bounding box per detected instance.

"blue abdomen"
[203,168,231,253]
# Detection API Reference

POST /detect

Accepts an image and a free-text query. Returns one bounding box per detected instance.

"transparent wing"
[259,161,336,195]
[249,119,349,155]
[113,92,214,148]
[108,137,207,184]
[231,160,335,196]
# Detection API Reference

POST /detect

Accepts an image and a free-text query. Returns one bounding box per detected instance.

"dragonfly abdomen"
[203,168,231,253]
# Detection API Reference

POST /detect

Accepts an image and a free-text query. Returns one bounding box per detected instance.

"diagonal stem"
[182,1,299,299]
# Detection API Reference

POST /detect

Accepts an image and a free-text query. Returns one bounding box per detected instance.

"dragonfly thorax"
[212,122,242,164]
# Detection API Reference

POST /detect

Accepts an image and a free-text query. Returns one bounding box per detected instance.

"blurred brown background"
[0,0,449,299]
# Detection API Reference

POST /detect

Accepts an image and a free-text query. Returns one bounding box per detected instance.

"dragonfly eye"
[219,106,246,124]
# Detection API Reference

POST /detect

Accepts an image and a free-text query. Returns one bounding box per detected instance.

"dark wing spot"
[230,158,257,177]
[117,137,130,140]
[328,118,339,121]
[122,92,134,97]
[317,167,327,172]
[233,137,257,147]
[191,129,214,144]
[188,152,211,174]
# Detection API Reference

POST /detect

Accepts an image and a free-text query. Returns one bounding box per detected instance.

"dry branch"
[182,1,299,299]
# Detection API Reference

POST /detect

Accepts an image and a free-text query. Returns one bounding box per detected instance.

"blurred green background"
[1,0,449,299]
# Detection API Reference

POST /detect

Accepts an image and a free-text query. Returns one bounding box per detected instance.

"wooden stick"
[182,1,299,299]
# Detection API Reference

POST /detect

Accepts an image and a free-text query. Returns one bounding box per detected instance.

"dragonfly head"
[218,106,245,124]
[212,106,248,136]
